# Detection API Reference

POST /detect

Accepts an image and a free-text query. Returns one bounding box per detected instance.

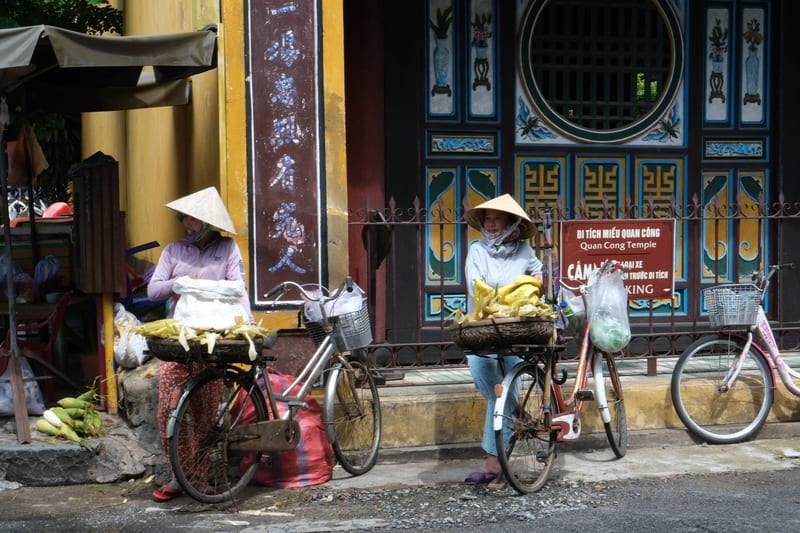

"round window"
[517,0,684,143]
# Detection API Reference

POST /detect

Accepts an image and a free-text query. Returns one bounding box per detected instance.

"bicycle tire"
[670,334,773,444]
[325,359,381,475]
[593,350,628,457]
[494,362,557,494]
[169,366,269,504]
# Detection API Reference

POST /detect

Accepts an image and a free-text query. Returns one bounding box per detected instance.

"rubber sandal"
[152,483,183,502]
[464,471,498,485]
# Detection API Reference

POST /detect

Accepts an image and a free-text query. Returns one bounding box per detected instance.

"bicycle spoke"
[170,368,268,503]
[326,360,381,475]
[671,335,773,444]
[495,363,556,494]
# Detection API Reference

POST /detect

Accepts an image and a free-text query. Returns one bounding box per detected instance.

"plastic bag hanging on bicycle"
[303,282,365,322]
[587,265,631,353]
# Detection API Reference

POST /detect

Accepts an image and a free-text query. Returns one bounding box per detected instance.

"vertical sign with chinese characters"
[248,1,322,305]
[560,220,676,300]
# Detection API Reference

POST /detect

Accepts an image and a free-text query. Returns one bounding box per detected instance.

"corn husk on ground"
[35,381,104,450]
[454,275,556,324]
[136,317,275,360]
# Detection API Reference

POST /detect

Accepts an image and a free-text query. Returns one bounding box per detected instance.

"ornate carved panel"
[426,166,460,287]
[247,1,322,305]
[705,4,732,125]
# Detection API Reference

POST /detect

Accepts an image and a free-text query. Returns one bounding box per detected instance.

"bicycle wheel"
[494,362,557,494]
[671,334,773,444]
[325,359,381,475]
[169,366,269,503]
[592,350,628,457]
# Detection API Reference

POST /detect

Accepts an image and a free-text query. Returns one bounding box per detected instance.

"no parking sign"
[560,219,676,300]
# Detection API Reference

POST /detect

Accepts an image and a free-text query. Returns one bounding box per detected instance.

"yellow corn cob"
[57,397,94,410]
[512,274,542,287]
[473,278,493,294]
[36,418,61,436]
[472,279,495,310]
[83,410,104,437]
[49,407,77,428]
[509,298,528,313]
[58,422,92,450]
[136,318,181,338]
[64,407,86,419]
[502,283,538,304]
[497,275,542,298]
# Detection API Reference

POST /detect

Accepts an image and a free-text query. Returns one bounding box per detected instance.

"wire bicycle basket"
[303,297,372,352]
[330,301,373,352]
[703,283,763,329]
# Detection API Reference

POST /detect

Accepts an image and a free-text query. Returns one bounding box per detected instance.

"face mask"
[185,223,212,243]
[481,218,521,247]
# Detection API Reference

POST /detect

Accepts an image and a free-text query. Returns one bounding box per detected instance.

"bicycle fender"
[592,354,611,424]
[324,363,343,443]
[492,360,533,432]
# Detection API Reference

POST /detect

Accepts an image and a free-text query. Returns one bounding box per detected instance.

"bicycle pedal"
[370,371,387,386]
[575,389,594,401]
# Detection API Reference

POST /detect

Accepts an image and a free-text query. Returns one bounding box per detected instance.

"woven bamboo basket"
[147,337,267,364]
[450,316,555,352]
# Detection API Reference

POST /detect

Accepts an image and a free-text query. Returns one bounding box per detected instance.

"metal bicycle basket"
[329,299,373,352]
[703,283,763,329]
[303,316,330,348]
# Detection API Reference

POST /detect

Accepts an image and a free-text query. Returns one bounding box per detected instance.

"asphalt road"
[0,436,799,532]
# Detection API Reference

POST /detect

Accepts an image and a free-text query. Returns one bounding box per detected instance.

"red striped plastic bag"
[240,368,334,488]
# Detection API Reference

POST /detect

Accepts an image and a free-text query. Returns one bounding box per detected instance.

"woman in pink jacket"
[147,187,251,502]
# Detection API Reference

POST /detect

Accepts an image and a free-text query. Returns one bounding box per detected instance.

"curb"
[376,420,800,465]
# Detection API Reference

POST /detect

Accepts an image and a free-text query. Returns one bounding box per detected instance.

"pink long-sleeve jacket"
[147,235,252,320]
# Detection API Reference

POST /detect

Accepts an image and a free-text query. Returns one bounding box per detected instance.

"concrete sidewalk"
[323,432,800,492]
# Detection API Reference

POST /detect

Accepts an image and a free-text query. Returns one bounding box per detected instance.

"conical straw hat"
[464,193,535,240]
[165,187,237,234]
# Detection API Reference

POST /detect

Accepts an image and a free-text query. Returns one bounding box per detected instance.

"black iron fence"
[351,194,800,375]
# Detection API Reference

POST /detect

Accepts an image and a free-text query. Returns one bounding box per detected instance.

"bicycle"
[492,260,629,494]
[163,276,382,503]
[670,262,797,444]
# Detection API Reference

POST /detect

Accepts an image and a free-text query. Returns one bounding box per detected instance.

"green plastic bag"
[587,267,631,353]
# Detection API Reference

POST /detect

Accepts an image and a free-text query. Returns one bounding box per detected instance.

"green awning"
[0,24,217,111]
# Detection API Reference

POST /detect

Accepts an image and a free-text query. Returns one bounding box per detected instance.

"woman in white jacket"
[462,194,543,488]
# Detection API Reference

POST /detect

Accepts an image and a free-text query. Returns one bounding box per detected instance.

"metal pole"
[1,95,32,443]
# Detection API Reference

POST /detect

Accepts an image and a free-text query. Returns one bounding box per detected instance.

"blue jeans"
[467,353,522,456]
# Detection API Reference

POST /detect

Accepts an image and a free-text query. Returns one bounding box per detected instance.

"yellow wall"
[82,0,349,328]
[322,0,350,288]
[218,0,250,306]
[82,0,221,266]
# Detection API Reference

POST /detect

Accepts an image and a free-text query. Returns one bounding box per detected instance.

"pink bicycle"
[670,262,798,443]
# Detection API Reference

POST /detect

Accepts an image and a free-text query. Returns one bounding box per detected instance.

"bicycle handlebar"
[263,283,286,300]
[263,276,355,307]
[750,262,794,291]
